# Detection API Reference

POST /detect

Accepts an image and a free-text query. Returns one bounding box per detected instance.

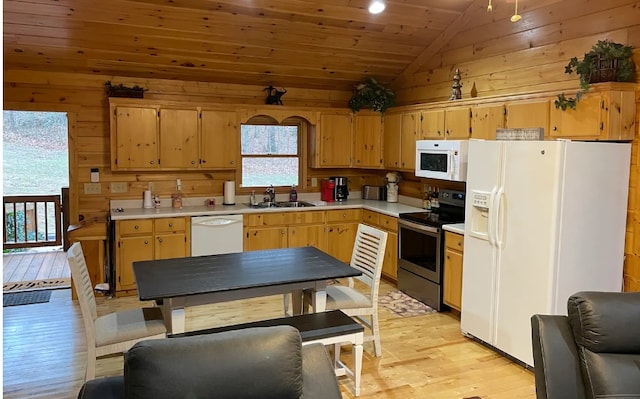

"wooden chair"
[67,242,167,381]
[324,223,388,357]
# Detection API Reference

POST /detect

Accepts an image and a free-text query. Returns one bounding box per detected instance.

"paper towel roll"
[223,180,236,205]
[143,190,153,208]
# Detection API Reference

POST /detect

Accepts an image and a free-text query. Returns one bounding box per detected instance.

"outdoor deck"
[3,250,70,290]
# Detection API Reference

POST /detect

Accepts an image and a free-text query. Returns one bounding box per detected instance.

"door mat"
[3,278,70,293]
[3,290,52,307]
[378,290,437,317]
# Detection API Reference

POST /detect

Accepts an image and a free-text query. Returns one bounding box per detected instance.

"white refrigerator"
[461,139,630,367]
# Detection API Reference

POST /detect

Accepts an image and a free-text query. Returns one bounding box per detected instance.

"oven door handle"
[398,219,440,234]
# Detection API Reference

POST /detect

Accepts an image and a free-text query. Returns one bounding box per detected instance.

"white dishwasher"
[191,214,244,256]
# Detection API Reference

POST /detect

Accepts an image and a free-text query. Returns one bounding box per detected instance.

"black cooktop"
[399,205,465,227]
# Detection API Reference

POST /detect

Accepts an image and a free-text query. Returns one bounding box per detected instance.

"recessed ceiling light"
[368,0,385,14]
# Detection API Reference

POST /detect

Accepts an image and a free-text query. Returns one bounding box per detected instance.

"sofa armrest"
[301,343,342,399]
[531,314,586,399]
[77,376,124,399]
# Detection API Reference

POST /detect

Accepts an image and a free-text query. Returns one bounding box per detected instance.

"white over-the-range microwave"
[415,140,469,181]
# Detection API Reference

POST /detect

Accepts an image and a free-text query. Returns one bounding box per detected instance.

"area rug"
[378,290,437,317]
[3,278,70,293]
[3,290,52,307]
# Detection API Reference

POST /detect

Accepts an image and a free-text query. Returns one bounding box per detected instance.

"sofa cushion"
[568,291,640,399]
[124,326,304,399]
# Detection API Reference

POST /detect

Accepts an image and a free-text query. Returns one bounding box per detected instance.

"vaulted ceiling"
[3,0,547,90]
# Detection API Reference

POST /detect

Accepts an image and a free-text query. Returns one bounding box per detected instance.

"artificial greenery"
[105,81,146,98]
[555,40,636,110]
[348,77,395,113]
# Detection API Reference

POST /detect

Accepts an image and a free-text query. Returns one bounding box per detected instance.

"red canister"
[320,179,335,202]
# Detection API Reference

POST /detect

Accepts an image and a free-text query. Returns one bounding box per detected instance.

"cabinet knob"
[144,240,149,245]
[149,160,155,165]
[134,225,139,230]
[281,230,286,235]
[202,159,207,164]
[342,213,347,218]
[553,126,557,131]
[230,160,235,165]
[191,160,196,164]
[168,223,173,228]
[158,237,163,243]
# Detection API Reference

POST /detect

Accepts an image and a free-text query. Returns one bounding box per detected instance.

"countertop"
[443,223,465,235]
[110,196,425,220]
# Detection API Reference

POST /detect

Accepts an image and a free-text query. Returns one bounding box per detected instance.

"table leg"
[290,289,303,315]
[311,289,327,312]
[160,299,186,334]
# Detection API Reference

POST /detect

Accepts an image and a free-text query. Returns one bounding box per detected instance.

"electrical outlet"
[110,182,128,193]
[311,178,318,187]
[84,183,102,194]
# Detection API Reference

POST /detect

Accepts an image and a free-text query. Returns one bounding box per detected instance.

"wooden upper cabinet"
[471,104,505,140]
[111,104,159,170]
[383,112,402,169]
[549,86,636,141]
[400,112,420,171]
[421,109,445,138]
[159,108,199,170]
[312,111,353,168]
[505,99,550,137]
[201,109,238,169]
[353,113,383,169]
[444,106,471,139]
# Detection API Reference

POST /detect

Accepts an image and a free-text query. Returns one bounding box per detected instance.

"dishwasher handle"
[193,216,242,227]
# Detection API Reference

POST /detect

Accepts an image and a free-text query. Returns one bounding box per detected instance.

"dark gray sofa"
[77,325,342,399]
[531,291,640,399]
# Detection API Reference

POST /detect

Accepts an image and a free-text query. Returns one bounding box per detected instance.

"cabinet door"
[400,112,420,171]
[549,94,601,138]
[421,109,445,139]
[443,247,463,311]
[326,222,359,263]
[603,90,636,141]
[155,233,188,260]
[159,108,199,169]
[382,231,398,281]
[353,113,383,168]
[316,112,352,168]
[112,106,159,170]
[117,236,153,291]
[471,104,505,140]
[444,107,471,139]
[505,100,550,137]
[383,113,402,169]
[245,227,288,251]
[289,225,327,252]
[201,110,239,169]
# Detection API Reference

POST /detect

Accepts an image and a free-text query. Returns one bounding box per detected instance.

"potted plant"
[555,40,636,110]
[348,77,395,113]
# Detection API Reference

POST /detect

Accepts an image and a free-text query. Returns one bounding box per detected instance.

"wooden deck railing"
[3,195,62,249]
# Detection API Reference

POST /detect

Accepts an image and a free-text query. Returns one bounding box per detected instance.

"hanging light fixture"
[510,0,521,22]
[368,0,385,14]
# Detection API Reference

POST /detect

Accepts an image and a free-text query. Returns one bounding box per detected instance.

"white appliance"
[461,139,630,367]
[191,214,243,256]
[415,140,468,181]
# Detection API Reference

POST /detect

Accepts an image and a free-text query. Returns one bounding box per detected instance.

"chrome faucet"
[265,185,276,203]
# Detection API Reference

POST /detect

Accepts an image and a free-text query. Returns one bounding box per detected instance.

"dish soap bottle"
[289,185,298,202]
[172,178,183,209]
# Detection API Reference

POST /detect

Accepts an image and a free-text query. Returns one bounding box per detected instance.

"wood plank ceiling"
[3,0,542,90]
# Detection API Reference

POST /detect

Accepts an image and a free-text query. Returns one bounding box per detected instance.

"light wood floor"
[3,249,69,283]
[2,281,535,399]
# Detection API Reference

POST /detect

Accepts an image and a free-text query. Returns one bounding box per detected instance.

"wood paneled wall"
[394,5,640,291]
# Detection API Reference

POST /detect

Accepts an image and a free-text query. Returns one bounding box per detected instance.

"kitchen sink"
[244,201,315,209]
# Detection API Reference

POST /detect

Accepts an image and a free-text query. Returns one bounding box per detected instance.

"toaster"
[362,185,386,200]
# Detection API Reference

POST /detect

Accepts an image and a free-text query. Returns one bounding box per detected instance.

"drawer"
[444,231,464,251]
[378,214,398,232]
[118,219,153,235]
[155,217,186,233]
[289,211,325,225]
[326,209,362,223]
[362,210,379,225]
[244,213,290,227]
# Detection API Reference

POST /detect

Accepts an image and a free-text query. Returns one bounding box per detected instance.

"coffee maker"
[331,176,349,201]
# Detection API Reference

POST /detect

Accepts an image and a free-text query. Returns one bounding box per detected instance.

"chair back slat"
[350,224,388,298]
[67,242,98,343]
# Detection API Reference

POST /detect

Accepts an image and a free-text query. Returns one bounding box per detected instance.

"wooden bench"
[170,310,364,396]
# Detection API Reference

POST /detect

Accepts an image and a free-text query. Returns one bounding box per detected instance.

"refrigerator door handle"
[487,186,498,246]
[495,187,505,249]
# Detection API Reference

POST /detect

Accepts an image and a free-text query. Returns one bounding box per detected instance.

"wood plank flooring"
[3,250,69,283]
[2,281,536,399]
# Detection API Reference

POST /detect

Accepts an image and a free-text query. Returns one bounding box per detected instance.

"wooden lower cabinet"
[362,209,398,281]
[115,217,190,295]
[443,231,464,311]
[244,211,326,252]
[326,209,362,263]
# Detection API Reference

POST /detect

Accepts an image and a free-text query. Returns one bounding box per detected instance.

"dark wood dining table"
[133,246,361,334]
